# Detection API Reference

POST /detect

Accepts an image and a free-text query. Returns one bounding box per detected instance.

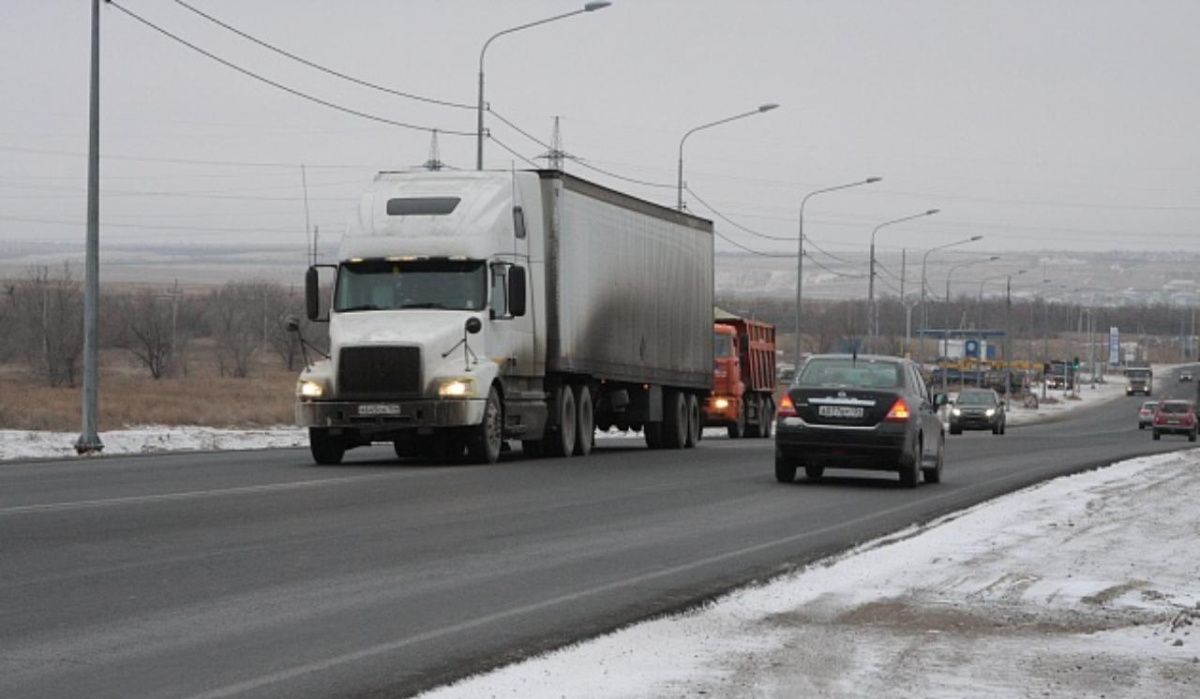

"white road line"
[0,473,405,516]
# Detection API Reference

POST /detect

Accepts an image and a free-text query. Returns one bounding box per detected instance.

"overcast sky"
[2,0,1198,262]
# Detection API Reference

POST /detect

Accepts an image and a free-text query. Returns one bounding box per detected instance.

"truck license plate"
[358,404,401,416]
[818,405,863,419]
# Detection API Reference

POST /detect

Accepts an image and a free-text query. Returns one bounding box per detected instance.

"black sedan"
[949,388,1007,435]
[774,354,945,488]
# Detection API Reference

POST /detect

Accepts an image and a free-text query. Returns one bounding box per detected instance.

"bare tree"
[208,281,266,378]
[116,290,175,379]
[9,265,83,386]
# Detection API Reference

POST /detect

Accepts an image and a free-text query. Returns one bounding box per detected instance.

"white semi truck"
[295,170,714,464]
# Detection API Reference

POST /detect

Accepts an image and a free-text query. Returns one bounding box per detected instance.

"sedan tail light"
[884,398,911,422]
[777,394,797,418]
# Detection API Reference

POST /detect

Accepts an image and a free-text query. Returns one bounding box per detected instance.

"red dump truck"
[703,314,777,438]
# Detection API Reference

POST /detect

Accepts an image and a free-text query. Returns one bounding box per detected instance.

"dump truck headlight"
[713,397,730,410]
[437,378,476,398]
[298,380,324,399]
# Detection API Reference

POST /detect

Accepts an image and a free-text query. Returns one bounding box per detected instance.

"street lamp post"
[677,104,778,210]
[941,256,999,391]
[919,235,983,364]
[977,270,1025,387]
[794,177,881,366]
[476,2,611,170]
[868,209,939,351]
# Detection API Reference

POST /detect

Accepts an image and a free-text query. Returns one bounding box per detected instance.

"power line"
[486,134,540,169]
[685,186,793,241]
[107,1,473,136]
[173,0,474,111]
[804,251,867,279]
[0,144,376,170]
[489,107,674,188]
[713,230,793,258]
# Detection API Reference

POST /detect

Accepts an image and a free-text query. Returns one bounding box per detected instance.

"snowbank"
[0,426,307,462]
[422,449,1200,698]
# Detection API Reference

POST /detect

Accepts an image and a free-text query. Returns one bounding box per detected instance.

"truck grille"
[337,346,421,399]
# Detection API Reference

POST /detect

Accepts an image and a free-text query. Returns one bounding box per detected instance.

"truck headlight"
[298,380,324,399]
[437,378,476,398]
[985,408,996,417]
[951,408,961,416]
[713,397,730,410]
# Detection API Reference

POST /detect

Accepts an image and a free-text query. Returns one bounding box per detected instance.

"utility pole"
[301,164,312,266]
[75,0,103,454]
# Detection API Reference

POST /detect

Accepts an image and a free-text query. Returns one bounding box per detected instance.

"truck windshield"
[713,333,733,358]
[334,259,486,312]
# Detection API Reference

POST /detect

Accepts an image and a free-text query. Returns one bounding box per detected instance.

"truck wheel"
[759,398,774,439]
[662,390,687,449]
[309,428,345,465]
[727,403,745,439]
[1152,430,1161,441]
[644,423,663,449]
[547,385,577,458]
[573,385,594,456]
[466,386,504,464]
[745,395,762,438]
[685,394,701,448]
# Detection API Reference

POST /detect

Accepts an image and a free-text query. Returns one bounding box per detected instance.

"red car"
[1152,400,1197,442]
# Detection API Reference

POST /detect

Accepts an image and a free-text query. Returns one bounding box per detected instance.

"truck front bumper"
[297,399,485,430]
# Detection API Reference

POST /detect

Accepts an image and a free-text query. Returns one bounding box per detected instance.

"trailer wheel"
[662,390,688,449]
[466,386,504,464]
[573,385,594,456]
[547,385,577,458]
[684,394,701,448]
[309,428,345,465]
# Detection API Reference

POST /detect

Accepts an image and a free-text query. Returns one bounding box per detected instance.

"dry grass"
[0,353,297,431]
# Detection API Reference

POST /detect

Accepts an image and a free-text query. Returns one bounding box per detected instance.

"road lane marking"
[0,473,406,516]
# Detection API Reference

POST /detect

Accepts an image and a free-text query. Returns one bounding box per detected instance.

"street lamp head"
[988,255,1000,261]
[969,235,983,241]
[584,1,612,10]
[865,176,882,184]
[758,103,780,112]
[1016,269,1028,275]
[926,208,940,216]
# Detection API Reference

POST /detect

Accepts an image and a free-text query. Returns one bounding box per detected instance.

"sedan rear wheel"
[774,453,797,483]
[899,439,921,488]
[922,436,944,484]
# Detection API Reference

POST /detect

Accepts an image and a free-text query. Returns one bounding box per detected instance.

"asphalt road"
[3,368,1198,699]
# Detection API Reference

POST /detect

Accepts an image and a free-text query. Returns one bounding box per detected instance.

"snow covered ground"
[0,425,307,461]
[422,449,1200,699]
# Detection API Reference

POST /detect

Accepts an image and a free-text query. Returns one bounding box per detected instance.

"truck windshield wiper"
[398,302,448,309]
[337,304,384,312]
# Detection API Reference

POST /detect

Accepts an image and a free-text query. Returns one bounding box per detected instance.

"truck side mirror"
[305,266,320,321]
[508,266,526,317]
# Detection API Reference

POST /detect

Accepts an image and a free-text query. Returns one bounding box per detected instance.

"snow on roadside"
[1005,376,1128,426]
[0,426,307,462]
[421,449,1200,699]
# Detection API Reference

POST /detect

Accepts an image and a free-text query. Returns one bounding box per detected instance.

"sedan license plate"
[818,405,864,419]
[358,404,401,416]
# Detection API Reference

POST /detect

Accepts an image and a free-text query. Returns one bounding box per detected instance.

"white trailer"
[295,170,714,464]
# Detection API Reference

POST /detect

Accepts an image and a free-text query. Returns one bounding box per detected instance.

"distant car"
[949,388,1007,435]
[1180,370,1193,382]
[1137,400,1158,430]
[1152,400,1197,442]
[774,354,945,488]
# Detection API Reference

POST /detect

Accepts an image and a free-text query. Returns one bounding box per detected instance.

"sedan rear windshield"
[1159,402,1191,414]
[795,358,902,389]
